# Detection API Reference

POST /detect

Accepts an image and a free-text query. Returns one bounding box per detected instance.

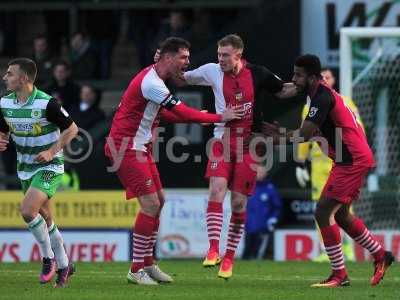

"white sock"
[48,222,69,269]
[27,214,54,259]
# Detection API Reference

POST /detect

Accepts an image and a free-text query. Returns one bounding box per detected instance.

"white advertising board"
[157,189,244,258]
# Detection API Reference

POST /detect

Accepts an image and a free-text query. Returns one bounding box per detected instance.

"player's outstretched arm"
[159,108,211,124]
[275,82,298,99]
[255,65,297,98]
[261,120,318,144]
[169,102,244,124]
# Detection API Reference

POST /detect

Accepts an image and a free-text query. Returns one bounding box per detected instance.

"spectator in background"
[32,35,55,88]
[63,85,105,194]
[0,12,17,57]
[190,9,213,53]
[242,165,282,260]
[69,85,105,131]
[152,11,192,53]
[0,76,18,190]
[45,60,80,110]
[129,10,163,68]
[69,32,99,79]
[81,10,120,79]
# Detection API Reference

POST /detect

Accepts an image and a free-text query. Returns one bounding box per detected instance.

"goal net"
[340,27,400,229]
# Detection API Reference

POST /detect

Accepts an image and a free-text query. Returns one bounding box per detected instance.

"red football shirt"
[305,81,375,166]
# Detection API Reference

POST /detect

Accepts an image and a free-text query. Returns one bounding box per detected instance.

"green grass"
[0,260,398,300]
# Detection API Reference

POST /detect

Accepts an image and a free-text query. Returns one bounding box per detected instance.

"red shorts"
[321,164,371,204]
[205,140,257,196]
[108,149,162,200]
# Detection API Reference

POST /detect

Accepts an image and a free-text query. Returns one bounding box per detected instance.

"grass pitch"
[0,260,398,300]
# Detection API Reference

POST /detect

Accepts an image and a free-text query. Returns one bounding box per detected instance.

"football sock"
[131,212,155,273]
[206,201,223,252]
[320,224,347,278]
[27,214,54,259]
[224,212,246,261]
[48,222,69,269]
[144,217,159,267]
[343,217,385,261]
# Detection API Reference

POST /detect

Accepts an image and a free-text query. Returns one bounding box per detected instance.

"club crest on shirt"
[31,109,42,119]
[308,107,318,118]
[235,91,243,101]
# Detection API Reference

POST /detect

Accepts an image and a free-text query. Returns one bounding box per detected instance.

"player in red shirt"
[105,37,243,285]
[263,54,394,287]
[180,34,296,279]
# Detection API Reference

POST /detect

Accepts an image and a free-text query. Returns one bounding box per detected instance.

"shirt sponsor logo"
[309,107,318,118]
[243,102,252,112]
[31,109,42,119]
[13,123,34,132]
[145,179,153,187]
[238,102,253,120]
[210,162,218,169]
[6,110,13,117]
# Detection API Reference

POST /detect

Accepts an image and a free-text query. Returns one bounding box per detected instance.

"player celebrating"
[0,58,78,287]
[104,37,243,285]
[263,54,394,287]
[181,34,296,279]
[296,67,363,262]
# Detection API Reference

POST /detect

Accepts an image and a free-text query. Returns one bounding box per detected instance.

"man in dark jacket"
[45,60,80,111]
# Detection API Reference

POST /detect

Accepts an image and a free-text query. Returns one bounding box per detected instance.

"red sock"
[144,217,159,267]
[206,201,223,252]
[320,224,347,278]
[130,212,156,273]
[344,218,385,261]
[224,212,246,261]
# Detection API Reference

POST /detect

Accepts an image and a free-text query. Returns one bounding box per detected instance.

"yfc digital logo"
[160,235,190,257]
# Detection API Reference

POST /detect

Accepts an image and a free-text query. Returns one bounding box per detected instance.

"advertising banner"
[157,189,244,258]
[274,229,400,261]
[0,230,130,262]
[301,0,400,67]
[0,191,138,228]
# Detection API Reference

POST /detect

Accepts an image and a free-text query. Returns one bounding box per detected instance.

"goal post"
[339,27,400,229]
[339,27,400,99]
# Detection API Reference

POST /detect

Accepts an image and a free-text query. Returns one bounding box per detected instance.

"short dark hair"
[8,58,37,82]
[34,34,47,42]
[54,60,71,70]
[159,37,190,56]
[295,54,322,78]
[217,34,244,50]
[321,67,332,73]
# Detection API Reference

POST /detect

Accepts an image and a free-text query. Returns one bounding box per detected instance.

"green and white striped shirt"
[0,87,72,180]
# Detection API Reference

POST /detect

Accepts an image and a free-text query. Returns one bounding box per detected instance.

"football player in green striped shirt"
[0,58,79,287]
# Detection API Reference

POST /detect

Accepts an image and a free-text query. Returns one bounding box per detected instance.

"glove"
[295,165,310,188]
[266,217,278,232]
